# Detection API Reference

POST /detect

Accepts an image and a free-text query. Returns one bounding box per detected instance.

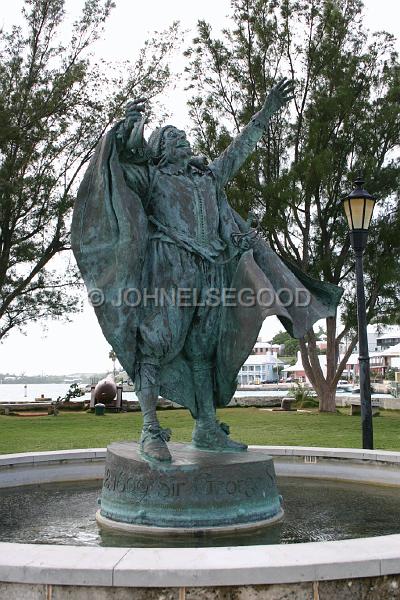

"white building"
[381,343,400,369]
[238,354,284,385]
[376,330,400,351]
[340,326,400,355]
[353,327,400,353]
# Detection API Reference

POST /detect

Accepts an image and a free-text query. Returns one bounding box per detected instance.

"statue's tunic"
[119,150,238,379]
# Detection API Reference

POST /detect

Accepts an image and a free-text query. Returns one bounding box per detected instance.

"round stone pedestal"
[97,442,283,535]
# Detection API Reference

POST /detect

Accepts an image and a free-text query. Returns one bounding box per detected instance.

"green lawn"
[0,407,399,454]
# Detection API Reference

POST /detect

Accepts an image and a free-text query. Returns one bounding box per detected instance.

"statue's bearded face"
[161,127,192,164]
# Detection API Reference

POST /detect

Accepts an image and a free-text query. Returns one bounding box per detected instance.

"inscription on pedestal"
[99,441,283,529]
[103,467,264,499]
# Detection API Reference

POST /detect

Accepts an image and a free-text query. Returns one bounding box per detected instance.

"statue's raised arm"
[210,78,295,186]
[116,97,152,165]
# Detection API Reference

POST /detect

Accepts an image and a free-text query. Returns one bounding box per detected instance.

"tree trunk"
[320,315,340,413]
[299,323,338,413]
[318,385,337,413]
[326,316,338,383]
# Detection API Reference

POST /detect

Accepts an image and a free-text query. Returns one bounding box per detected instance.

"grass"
[1,407,400,454]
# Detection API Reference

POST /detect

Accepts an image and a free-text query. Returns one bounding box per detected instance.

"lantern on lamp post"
[342,176,377,450]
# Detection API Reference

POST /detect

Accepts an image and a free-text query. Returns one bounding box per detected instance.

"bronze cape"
[71,126,343,416]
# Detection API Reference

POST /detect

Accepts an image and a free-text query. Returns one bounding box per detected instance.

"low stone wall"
[1,578,400,600]
[1,533,400,599]
[336,394,400,410]
[1,446,400,600]
[229,396,282,407]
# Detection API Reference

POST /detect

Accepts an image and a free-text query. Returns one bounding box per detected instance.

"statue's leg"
[136,242,201,461]
[190,361,247,452]
[191,362,216,425]
[184,262,247,451]
[136,361,171,462]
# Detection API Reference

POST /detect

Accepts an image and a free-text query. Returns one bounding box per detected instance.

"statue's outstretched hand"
[123,97,148,150]
[262,78,295,117]
[124,97,147,128]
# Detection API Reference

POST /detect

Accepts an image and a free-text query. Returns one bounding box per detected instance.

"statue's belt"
[148,215,227,263]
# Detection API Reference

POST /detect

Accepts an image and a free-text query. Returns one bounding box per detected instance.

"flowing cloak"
[71,125,343,415]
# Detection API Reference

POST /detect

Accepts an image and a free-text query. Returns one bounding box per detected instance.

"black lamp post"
[342,176,376,450]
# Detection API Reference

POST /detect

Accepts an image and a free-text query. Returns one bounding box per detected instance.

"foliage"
[0,0,178,340]
[386,368,399,381]
[271,330,299,356]
[297,398,320,408]
[109,348,118,378]
[280,355,296,366]
[57,382,84,403]
[288,381,317,407]
[184,0,400,411]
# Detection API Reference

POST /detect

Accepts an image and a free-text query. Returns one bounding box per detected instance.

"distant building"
[344,354,359,379]
[340,327,400,356]
[316,338,327,352]
[381,344,400,371]
[376,330,400,351]
[283,352,327,383]
[343,352,383,379]
[238,353,284,385]
[63,375,81,384]
[361,327,400,353]
[340,343,400,380]
[288,350,395,382]
[277,336,400,384]
[251,339,282,356]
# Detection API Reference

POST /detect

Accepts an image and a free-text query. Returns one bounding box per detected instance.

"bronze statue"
[72,79,342,462]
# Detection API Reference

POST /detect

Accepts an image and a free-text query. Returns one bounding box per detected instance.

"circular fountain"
[1,446,400,598]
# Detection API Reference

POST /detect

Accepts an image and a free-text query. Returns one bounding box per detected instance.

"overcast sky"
[0,0,399,375]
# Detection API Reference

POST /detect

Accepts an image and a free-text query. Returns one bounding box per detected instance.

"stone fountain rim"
[1,445,400,588]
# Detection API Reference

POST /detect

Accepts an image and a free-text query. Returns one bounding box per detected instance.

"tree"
[314,326,326,341]
[270,330,299,357]
[0,0,178,340]
[109,348,117,379]
[185,0,400,411]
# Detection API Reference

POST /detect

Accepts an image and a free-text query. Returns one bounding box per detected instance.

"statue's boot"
[140,424,172,462]
[190,362,247,452]
[192,418,247,452]
[137,362,172,462]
